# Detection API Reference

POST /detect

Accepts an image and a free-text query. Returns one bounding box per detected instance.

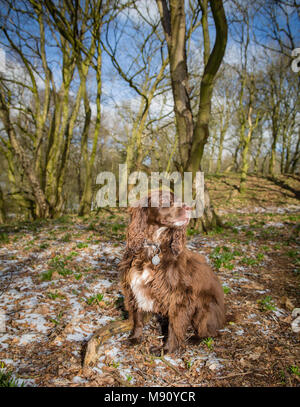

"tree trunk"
[290,129,300,174]
[187,0,228,175]
[195,185,223,231]
[0,186,6,224]
[216,129,226,174]
[156,0,193,170]
[253,133,263,174]
[0,87,51,218]
[269,113,279,177]
[239,130,251,193]
[156,0,228,230]
[208,132,218,173]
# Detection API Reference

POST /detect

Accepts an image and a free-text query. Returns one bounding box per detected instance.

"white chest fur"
[130,268,154,312]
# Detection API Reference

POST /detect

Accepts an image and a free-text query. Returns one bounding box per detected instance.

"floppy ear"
[170,227,186,257]
[126,206,148,254]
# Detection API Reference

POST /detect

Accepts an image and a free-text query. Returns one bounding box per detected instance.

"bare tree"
[155,0,227,229]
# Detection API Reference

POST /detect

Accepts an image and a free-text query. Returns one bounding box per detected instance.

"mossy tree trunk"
[156,0,228,229]
[0,186,6,224]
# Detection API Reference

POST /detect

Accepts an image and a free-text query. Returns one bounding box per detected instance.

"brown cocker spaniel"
[119,190,225,354]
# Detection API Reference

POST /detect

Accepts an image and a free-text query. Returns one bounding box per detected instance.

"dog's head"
[125,190,192,257]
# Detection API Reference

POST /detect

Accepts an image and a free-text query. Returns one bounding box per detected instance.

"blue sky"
[0,0,299,121]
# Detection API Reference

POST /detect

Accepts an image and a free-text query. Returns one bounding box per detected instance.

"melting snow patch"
[0,333,11,349]
[273,308,286,317]
[259,327,270,336]
[66,330,89,342]
[106,346,120,359]
[68,296,83,317]
[72,376,87,384]
[219,327,231,333]
[91,280,112,291]
[263,222,285,228]
[97,316,114,325]
[17,312,49,333]
[164,355,184,367]
[17,277,34,291]
[235,328,245,336]
[205,354,224,371]
[66,316,113,342]
[1,358,16,366]
[16,377,36,387]
[19,333,41,345]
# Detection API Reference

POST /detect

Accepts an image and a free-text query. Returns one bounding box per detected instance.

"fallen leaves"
[0,208,299,387]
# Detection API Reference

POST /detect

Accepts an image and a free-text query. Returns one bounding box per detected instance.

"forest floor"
[0,173,299,387]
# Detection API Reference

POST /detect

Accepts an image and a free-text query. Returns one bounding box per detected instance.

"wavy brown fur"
[119,190,225,353]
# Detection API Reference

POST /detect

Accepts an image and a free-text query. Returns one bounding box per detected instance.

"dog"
[119,190,225,353]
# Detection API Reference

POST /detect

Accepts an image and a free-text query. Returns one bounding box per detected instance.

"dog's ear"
[170,227,186,257]
[126,206,148,254]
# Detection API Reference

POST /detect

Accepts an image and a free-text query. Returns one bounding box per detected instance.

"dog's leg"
[149,315,169,355]
[156,314,169,340]
[122,280,145,345]
[163,309,191,354]
[128,308,144,345]
[192,302,225,339]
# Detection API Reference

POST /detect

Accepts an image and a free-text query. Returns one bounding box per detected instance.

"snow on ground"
[0,209,299,386]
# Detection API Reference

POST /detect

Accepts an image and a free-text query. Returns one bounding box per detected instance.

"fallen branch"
[83,319,132,368]
[215,371,252,380]
[142,352,192,385]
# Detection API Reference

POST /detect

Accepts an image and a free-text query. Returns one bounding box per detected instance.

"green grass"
[41,253,78,280]
[55,215,71,224]
[240,257,258,266]
[0,233,9,244]
[40,269,53,281]
[0,364,24,387]
[47,291,65,300]
[85,293,104,305]
[257,296,277,312]
[210,246,242,270]
[48,255,73,277]
[287,250,299,259]
[207,226,224,236]
[289,365,300,377]
[202,337,214,349]
[287,215,300,222]
[61,233,72,242]
[76,242,88,249]
[187,228,198,237]
[223,285,231,294]
[49,311,63,326]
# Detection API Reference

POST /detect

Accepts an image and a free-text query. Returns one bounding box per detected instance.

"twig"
[0,269,13,298]
[142,351,192,385]
[215,371,252,380]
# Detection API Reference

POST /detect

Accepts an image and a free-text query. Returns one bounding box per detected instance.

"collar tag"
[152,254,160,265]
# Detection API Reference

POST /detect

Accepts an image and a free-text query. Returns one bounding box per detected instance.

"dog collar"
[143,240,161,265]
